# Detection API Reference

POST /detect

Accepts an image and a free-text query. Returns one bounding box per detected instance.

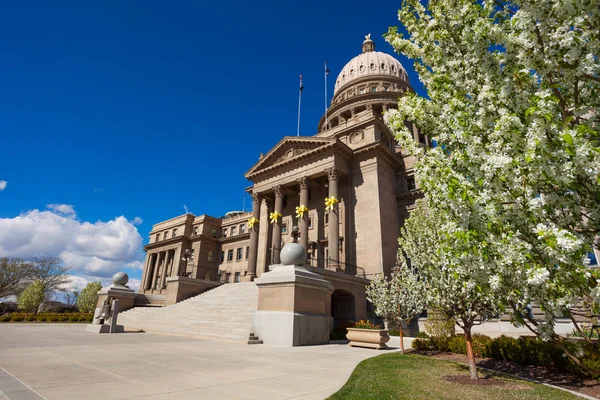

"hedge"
[412,333,600,379]
[0,313,93,323]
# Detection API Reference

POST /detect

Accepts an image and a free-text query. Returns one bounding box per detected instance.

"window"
[231,226,236,236]
[325,213,329,224]
[358,87,365,94]
[155,234,160,242]
[205,273,212,281]
[193,226,198,236]
[236,248,243,261]
[371,87,377,93]
[282,195,288,208]
[240,224,246,234]
[211,229,217,238]
[419,133,426,144]
[163,232,168,240]
[208,251,214,262]
[234,272,241,283]
[407,177,416,191]
[219,273,225,283]
[246,246,250,259]
[308,215,313,229]
[227,249,234,262]
[220,251,225,263]
[222,228,227,238]
[281,222,288,234]
[172,228,177,238]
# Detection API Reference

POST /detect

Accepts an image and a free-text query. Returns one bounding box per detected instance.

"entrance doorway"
[331,289,355,332]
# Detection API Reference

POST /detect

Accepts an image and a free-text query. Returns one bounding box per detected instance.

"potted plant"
[346,320,390,349]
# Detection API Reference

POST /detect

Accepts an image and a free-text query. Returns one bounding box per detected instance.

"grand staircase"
[118,282,261,343]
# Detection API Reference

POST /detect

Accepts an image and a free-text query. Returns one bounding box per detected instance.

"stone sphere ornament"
[280,242,307,266]
[112,271,129,287]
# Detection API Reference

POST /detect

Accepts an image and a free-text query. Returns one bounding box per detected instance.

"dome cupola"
[332,34,408,98]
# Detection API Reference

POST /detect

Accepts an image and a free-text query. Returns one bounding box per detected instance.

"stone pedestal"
[165,276,221,305]
[253,263,334,347]
[95,286,136,311]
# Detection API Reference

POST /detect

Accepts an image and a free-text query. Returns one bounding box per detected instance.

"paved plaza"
[0,324,404,400]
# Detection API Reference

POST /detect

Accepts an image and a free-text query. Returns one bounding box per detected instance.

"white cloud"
[0,180,7,191]
[132,217,143,226]
[0,209,144,278]
[46,203,76,216]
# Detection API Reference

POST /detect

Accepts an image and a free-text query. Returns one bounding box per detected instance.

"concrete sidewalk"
[0,324,405,400]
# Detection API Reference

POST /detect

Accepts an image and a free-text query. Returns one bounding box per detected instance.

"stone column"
[141,253,152,291]
[151,253,160,290]
[272,185,283,264]
[247,192,261,280]
[297,177,310,254]
[159,251,170,289]
[172,247,181,277]
[326,167,340,269]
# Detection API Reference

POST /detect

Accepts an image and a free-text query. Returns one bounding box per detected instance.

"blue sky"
[0,1,425,290]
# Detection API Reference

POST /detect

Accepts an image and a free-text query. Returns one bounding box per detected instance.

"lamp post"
[181,249,195,278]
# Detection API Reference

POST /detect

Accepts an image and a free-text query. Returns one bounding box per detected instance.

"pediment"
[245,136,337,179]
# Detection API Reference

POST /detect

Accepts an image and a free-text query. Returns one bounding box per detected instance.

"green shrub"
[412,338,431,350]
[471,334,492,358]
[0,314,11,322]
[36,316,47,322]
[416,331,430,339]
[431,336,451,352]
[69,316,80,322]
[26,315,35,322]
[10,315,24,322]
[448,336,467,354]
[46,316,58,322]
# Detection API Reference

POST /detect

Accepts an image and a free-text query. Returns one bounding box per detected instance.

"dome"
[333,34,408,96]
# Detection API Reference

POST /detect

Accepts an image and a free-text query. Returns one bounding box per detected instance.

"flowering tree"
[398,201,501,379]
[17,281,45,315]
[366,262,426,353]
[385,0,600,376]
[77,282,102,313]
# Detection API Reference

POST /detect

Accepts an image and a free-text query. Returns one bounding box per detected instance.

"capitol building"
[135,35,427,326]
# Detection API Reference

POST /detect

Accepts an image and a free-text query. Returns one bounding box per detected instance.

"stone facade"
[137,36,427,323]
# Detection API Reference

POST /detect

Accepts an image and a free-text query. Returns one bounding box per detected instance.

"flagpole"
[297,75,303,137]
[324,62,328,130]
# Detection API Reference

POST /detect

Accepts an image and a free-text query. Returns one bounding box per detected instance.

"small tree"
[366,265,426,353]
[64,291,79,307]
[77,282,102,313]
[17,281,45,315]
[0,257,34,299]
[398,201,501,379]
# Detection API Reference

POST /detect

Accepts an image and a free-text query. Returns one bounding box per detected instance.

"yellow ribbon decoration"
[269,211,282,224]
[325,196,339,211]
[247,217,259,229]
[295,205,308,219]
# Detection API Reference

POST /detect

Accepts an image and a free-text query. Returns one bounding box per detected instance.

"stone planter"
[346,328,390,349]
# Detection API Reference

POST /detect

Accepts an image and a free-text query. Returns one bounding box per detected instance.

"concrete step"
[120,282,258,344]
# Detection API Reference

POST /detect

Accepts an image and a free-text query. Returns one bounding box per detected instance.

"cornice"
[353,142,403,169]
[144,236,186,251]
[219,232,251,244]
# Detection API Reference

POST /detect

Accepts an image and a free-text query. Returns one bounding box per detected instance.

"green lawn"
[329,353,579,400]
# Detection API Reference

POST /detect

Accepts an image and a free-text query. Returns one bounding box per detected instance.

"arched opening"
[331,289,355,332]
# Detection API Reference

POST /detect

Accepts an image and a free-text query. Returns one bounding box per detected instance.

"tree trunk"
[464,326,479,380]
[399,323,405,353]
